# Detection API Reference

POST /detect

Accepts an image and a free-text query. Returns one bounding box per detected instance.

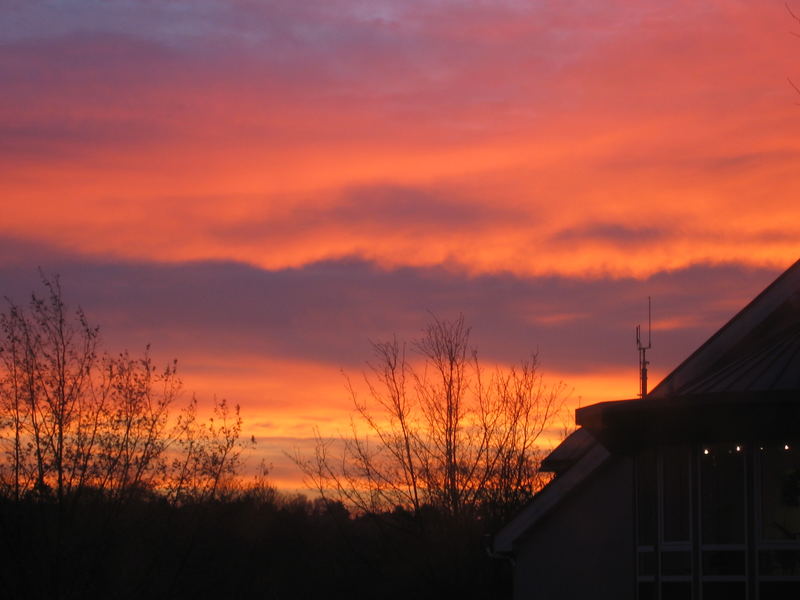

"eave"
[576,390,800,452]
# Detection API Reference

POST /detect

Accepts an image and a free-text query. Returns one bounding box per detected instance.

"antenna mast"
[636,297,652,398]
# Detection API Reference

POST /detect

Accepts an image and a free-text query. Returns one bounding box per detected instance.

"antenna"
[636,297,652,398]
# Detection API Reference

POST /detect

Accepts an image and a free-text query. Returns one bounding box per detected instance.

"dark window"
[638,581,657,600]
[758,549,800,576]
[702,582,746,600]
[637,448,658,545]
[759,581,800,600]
[662,445,691,542]
[638,551,656,577]
[662,551,691,576]
[701,444,745,544]
[760,442,800,540]
[702,550,745,576]
[661,581,691,600]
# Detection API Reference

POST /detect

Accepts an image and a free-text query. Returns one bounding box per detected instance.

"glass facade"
[635,442,800,599]
[760,443,800,541]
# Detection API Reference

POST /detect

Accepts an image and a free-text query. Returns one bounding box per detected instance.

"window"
[760,443,800,541]
[662,445,691,543]
[634,440,800,599]
[701,444,745,544]
[637,448,657,546]
[635,444,693,599]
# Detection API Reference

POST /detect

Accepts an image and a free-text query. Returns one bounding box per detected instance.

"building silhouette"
[494,259,800,600]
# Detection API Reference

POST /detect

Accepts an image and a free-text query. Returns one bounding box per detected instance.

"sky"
[1,0,799,488]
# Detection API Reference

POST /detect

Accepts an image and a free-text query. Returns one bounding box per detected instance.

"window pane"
[663,445,691,542]
[637,448,657,545]
[760,581,800,600]
[702,550,745,576]
[638,581,656,600]
[760,441,800,540]
[759,549,800,576]
[661,581,691,600]
[701,443,745,544]
[638,551,656,577]
[702,582,745,600]
[662,551,691,576]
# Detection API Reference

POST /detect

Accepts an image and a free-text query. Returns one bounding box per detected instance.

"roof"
[649,258,800,398]
[576,390,800,451]
[540,428,596,473]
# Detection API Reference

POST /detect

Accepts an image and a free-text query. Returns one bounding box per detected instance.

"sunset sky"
[2,0,799,488]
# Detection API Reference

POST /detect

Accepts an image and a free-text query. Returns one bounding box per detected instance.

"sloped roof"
[540,428,596,473]
[675,319,800,395]
[649,258,800,397]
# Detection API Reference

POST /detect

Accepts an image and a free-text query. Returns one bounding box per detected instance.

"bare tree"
[0,275,253,505]
[165,396,252,504]
[0,275,265,600]
[297,314,568,522]
[0,276,99,501]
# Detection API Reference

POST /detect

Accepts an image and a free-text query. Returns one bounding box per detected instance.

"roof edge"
[493,439,610,554]
[649,259,800,398]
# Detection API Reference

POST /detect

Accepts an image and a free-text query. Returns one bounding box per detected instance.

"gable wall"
[513,455,635,600]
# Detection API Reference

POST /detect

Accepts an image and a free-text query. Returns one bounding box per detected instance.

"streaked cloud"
[0,252,782,380]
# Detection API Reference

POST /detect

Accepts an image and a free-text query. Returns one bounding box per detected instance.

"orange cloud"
[2,3,800,278]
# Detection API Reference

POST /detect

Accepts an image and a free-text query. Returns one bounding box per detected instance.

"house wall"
[513,456,635,600]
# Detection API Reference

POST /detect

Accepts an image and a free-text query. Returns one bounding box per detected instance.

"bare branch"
[299,315,569,522]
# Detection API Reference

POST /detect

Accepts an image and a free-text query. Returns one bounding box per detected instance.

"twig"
[789,78,800,104]
[788,2,800,24]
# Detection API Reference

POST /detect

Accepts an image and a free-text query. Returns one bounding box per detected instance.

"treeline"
[0,278,562,599]
[0,487,512,599]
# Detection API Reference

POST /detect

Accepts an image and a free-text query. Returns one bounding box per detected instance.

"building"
[494,259,800,600]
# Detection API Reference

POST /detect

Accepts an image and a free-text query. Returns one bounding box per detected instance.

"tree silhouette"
[0,275,251,504]
[0,279,524,600]
[297,314,568,524]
